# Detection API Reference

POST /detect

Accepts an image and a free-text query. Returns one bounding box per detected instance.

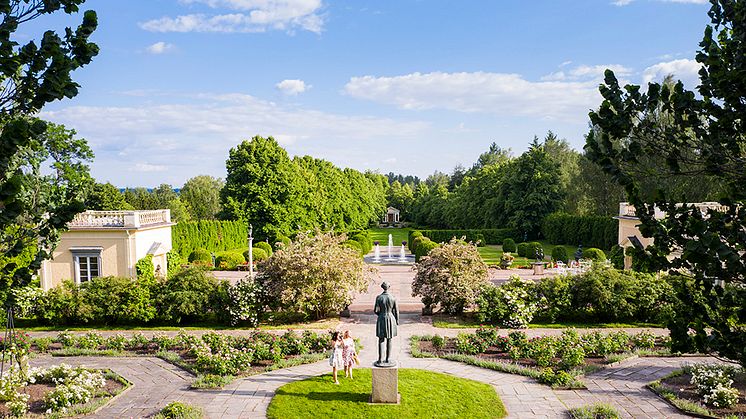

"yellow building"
[615,202,724,269]
[39,210,175,290]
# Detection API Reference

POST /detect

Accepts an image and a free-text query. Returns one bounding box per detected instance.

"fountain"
[399,244,407,263]
[385,234,395,261]
[373,243,381,262]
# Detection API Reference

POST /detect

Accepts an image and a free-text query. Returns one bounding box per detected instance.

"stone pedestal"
[532,262,545,275]
[370,363,400,404]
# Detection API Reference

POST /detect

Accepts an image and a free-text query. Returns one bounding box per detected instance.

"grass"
[192,374,235,389]
[369,227,411,247]
[153,401,204,419]
[476,241,605,266]
[646,370,716,418]
[569,403,621,419]
[14,316,339,332]
[430,313,663,329]
[267,368,507,419]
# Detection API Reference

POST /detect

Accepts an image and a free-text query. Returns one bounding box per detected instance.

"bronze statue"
[374,281,399,367]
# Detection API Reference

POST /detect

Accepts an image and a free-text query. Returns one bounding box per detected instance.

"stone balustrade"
[69,210,172,229]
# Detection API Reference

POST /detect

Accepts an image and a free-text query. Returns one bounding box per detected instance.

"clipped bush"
[411,235,429,255]
[155,266,219,323]
[408,231,423,251]
[274,234,291,250]
[541,213,617,250]
[244,247,268,262]
[350,232,373,254]
[172,220,248,259]
[188,248,212,263]
[516,242,529,257]
[255,241,273,257]
[214,251,245,270]
[415,239,439,262]
[501,238,516,253]
[528,242,543,259]
[582,247,606,262]
[342,239,364,256]
[414,229,517,245]
[551,246,569,263]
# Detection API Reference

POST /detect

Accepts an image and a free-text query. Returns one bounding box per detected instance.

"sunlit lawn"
[369,227,411,246]
[267,368,506,419]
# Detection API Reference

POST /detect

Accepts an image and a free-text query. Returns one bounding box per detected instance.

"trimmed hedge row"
[408,228,517,246]
[173,221,249,259]
[541,213,616,250]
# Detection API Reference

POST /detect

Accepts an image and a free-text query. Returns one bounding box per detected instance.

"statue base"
[370,362,400,404]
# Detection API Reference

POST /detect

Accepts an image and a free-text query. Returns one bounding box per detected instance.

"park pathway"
[27,265,705,418]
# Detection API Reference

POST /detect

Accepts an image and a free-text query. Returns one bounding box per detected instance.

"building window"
[74,253,101,283]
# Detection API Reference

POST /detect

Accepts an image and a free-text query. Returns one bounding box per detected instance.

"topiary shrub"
[582,247,606,262]
[255,241,273,257]
[136,255,155,283]
[409,231,423,251]
[244,247,268,262]
[551,246,569,263]
[516,242,529,257]
[415,240,439,262]
[502,238,517,253]
[350,233,372,254]
[528,242,544,258]
[411,235,429,256]
[342,240,364,256]
[274,235,291,250]
[214,251,245,270]
[189,248,212,263]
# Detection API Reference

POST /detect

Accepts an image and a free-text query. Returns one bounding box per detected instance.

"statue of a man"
[374,281,399,367]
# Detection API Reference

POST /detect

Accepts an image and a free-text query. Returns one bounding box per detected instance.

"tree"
[167,197,192,223]
[543,131,582,213]
[585,0,746,366]
[180,175,223,220]
[0,1,98,297]
[386,180,414,217]
[260,230,371,320]
[86,182,132,211]
[412,238,489,314]
[469,142,512,175]
[499,137,564,237]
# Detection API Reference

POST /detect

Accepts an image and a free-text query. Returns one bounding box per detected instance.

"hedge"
[188,248,211,263]
[214,251,245,270]
[243,247,269,262]
[551,246,569,263]
[408,228,517,246]
[173,221,249,259]
[254,241,273,257]
[541,213,616,250]
[415,240,439,262]
[582,247,607,262]
[502,238,516,253]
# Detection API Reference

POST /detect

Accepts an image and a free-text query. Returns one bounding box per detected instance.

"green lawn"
[369,227,411,246]
[267,368,506,419]
[477,241,596,266]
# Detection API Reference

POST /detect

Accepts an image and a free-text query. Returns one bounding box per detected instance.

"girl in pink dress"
[342,330,357,379]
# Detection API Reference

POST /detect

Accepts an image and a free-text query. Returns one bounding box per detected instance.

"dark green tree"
[499,136,564,237]
[585,0,746,366]
[0,1,98,294]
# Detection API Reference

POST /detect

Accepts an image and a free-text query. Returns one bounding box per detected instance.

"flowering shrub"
[631,331,656,349]
[106,334,128,351]
[11,286,44,318]
[221,278,265,327]
[526,337,558,367]
[454,333,481,355]
[77,331,104,350]
[688,363,742,408]
[431,335,446,349]
[413,238,489,314]
[476,277,540,328]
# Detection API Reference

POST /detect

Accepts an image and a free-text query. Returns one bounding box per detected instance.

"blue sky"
[31,0,710,187]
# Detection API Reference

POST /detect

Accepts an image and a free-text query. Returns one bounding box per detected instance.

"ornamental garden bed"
[648,364,745,418]
[30,330,334,388]
[413,328,670,388]
[0,363,129,417]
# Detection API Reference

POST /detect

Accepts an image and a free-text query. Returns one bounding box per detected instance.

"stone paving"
[26,265,711,418]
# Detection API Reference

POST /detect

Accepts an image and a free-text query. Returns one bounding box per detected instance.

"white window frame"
[72,251,102,284]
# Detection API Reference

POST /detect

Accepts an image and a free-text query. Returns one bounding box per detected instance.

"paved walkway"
[25,264,706,418]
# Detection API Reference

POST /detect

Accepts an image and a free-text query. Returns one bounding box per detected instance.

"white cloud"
[542,64,631,81]
[141,0,324,34]
[133,163,168,172]
[41,93,428,184]
[642,58,701,86]
[276,79,310,95]
[344,68,629,121]
[146,41,175,54]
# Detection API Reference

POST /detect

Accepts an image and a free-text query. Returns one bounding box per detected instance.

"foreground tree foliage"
[412,238,489,314]
[0,0,98,297]
[260,231,372,320]
[586,0,745,366]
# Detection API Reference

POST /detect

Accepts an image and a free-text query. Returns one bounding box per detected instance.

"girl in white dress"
[329,331,344,384]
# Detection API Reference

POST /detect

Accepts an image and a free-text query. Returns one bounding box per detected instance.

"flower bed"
[0,362,127,417]
[649,363,745,418]
[32,330,332,385]
[414,328,668,387]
